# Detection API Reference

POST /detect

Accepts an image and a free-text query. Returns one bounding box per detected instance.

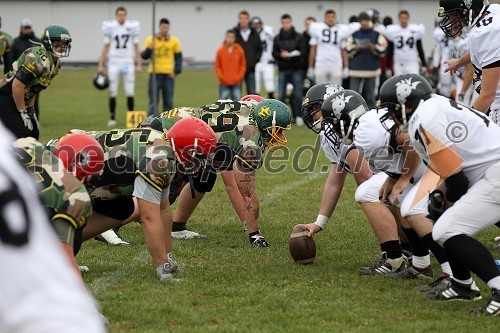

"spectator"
[233,10,262,95]
[141,18,182,116]
[0,15,13,75]
[98,6,142,127]
[273,14,306,125]
[215,30,246,100]
[251,17,276,98]
[345,12,387,109]
[302,16,316,95]
[7,19,42,118]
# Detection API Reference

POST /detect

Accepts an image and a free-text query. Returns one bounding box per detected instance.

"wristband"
[314,214,329,229]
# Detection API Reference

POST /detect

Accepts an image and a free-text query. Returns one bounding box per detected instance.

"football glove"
[427,189,445,223]
[20,109,33,131]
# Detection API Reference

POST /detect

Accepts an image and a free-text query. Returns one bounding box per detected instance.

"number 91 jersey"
[103,19,140,60]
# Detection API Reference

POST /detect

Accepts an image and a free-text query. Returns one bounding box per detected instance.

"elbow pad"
[444,170,470,203]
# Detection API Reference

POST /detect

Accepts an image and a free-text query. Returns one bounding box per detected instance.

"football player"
[98,6,142,127]
[0,125,105,332]
[384,10,427,76]
[0,25,71,139]
[48,118,217,280]
[251,17,276,98]
[431,20,455,98]
[14,135,104,275]
[0,15,13,61]
[307,9,360,85]
[439,0,500,123]
[448,32,476,106]
[379,73,500,315]
[138,98,292,247]
[299,84,411,275]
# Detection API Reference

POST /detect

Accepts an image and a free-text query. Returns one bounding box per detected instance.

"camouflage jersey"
[0,46,60,101]
[139,100,265,170]
[13,137,91,229]
[0,31,13,57]
[48,128,176,200]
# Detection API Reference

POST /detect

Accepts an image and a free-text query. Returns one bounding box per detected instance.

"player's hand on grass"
[297,223,322,237]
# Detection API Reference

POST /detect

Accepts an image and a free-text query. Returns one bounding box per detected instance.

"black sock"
[127,97,134,111]
[402,227,429,257]
[401,241,412,253]
[267,92,275,99]
[172,221,187,232]
[381,240,402,259]
[444,234,500,283]
[421,232,448,264]
[109,97,116,120]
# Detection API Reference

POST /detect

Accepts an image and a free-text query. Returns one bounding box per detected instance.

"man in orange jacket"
[215,30,246,100]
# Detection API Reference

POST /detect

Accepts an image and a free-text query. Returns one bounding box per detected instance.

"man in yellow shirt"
[141,18,182,115]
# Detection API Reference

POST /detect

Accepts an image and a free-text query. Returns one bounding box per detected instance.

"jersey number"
[114,34,130,49]
[201,113,239,133]
[0,180,30,247]
[395,36,414,49]
[449,99,490,126]
[104,128,152,147]
[476,17,493,28]
[322,29,338,45]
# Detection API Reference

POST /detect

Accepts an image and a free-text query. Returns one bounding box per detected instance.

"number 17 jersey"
[102,19,140,60]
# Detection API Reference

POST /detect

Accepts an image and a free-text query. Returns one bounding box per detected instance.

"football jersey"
[258,25,276,64]
[309,22,360,67]
[319,126,351,172]
[385,23,425,63]
[102,19,140,60]
[409,94,500,184]
[468,4,500,110]
[449,33,469,78]
[13,137,92,229]
[0,30,13,56]
[139,100,265,168]
[432,27,452,68]
[0,127,104,333]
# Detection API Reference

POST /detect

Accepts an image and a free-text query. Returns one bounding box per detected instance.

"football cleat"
[107,119,117,127]
[470,289,500,316]
[156,262,175,281]
[426,280,481,301]
[402,250,413,266]
[94,229,130,246]
[385,264,434,280]
[78,265,89,273]
[171,229,207,240]
[249,233,269,247]
[415,274,452,292]
[358,253,406,275]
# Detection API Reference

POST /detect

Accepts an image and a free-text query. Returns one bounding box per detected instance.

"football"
[289,225,316,264]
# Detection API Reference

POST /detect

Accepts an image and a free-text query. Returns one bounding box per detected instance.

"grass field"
[40,68,499,332]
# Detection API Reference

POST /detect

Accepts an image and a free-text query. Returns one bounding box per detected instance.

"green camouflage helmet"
[253,99,292,151]
[41,25,72,58]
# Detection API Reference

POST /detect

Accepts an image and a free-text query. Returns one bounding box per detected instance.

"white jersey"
[309,22,360,67]
[408,94,500,184]
[432,27,452,68]
[319,127,351,172]
[102,19,140,60]
[385,23,425,63]
[258,25,276,64]
[0,127,104,333]
[449,33,470,77]
[468,4,500,111]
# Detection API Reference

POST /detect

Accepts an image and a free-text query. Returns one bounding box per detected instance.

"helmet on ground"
[253,99,292,151]
[41,24,72,57]
[377,74,433,132]
[53,133,105,183]
[93,73,110,90]
[301,83,344,133]
[321,90,369,146]
[166,118,217,172]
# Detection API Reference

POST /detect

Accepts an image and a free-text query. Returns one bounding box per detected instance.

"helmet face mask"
[438,0,489,37]
[41,25,72,58]
[302,83,344,134]
[253,99,292,151]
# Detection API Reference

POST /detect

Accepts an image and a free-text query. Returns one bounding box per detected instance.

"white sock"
[453,277,473,285]
[412,255,431,269]
[440,262,453,276]
[487,276,500,290]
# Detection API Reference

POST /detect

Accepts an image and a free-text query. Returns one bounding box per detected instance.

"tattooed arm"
[233,160,260,234]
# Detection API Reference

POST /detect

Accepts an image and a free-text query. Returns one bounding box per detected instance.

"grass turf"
[39,67,499,332]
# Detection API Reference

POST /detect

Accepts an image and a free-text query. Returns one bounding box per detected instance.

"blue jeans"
[278,69,304,118]
[148,74,174,115]
[350,77,376,110]
[219,85,241,101]
[244,71,256,95]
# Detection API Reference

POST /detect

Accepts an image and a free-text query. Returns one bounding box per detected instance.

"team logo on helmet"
[331,93,353,118]
[395,78,421,104]
[258,106,271,120]
[325,84,342,100]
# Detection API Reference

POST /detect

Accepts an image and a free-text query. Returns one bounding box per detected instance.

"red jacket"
[215,43,246,86]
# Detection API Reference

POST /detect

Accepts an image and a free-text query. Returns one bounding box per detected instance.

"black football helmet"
[93,73,110,90]
[438,0,489,37]
[301,83,344,133]
[321,90,369,146]
[378,74,433,132]
[365,8,381,24]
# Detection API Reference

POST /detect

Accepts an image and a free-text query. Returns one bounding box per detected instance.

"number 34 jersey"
[384,23,425,63]
[408,94,500,184]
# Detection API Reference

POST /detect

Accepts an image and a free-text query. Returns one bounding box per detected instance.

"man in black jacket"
[233,10,262,95]
[273,14,306,125]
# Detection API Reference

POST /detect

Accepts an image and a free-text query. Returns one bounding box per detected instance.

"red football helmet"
[167,118,217,168]
[240,94,265,103]
[53,133,105,183]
